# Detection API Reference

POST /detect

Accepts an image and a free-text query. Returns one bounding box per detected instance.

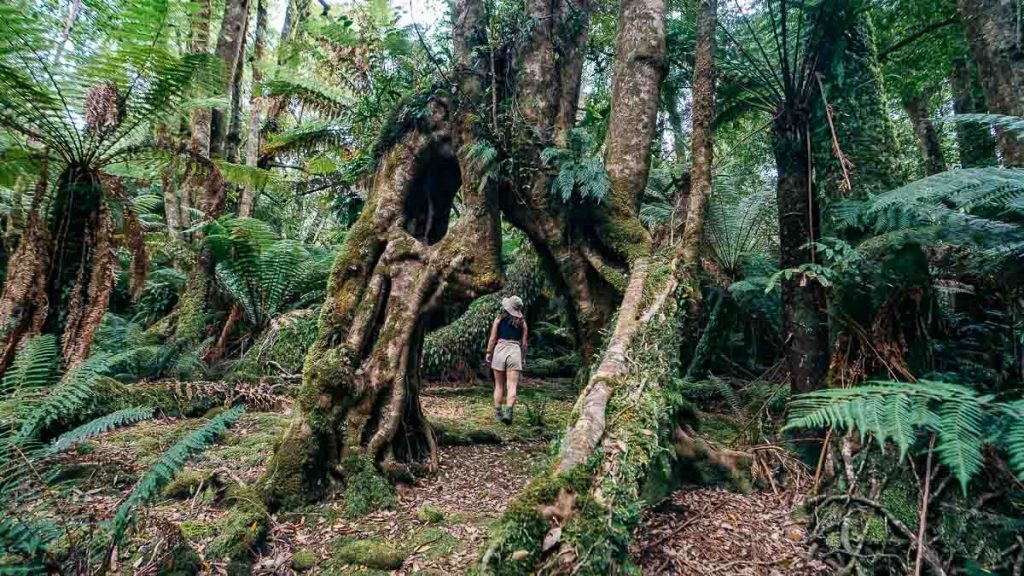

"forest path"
[53,378,825,574]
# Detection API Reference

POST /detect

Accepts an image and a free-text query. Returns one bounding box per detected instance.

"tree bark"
[260,0,500,510]
[155,123,182,236]
[904,87,947,175]
[775,105,829,395]
[950,56,998,168]
[957,0,1024,166]
[210,0,251,160]
[239,0,267,218]
[679,0,716,269]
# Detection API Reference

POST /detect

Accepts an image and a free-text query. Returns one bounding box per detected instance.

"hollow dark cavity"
[402,141,461,245]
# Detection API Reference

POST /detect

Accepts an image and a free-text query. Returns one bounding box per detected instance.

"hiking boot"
[495,406,503,422]
[502,406,514,425]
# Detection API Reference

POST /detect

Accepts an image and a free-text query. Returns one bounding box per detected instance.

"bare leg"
[492,369,506,408]
[506,369,520,408]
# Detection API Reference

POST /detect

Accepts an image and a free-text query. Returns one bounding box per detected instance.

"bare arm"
[521,321,528,356]
[485,317,500,361]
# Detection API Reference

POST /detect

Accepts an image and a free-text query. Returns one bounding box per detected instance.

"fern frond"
[954,113,1024,136]
[109,405,244,544]
[936,399,985,491]
[15,353,113,442]
[1,335,57,395]
[50,406,154,453]
[261,77,351,119]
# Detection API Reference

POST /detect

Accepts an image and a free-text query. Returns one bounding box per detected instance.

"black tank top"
[496,314,523,341]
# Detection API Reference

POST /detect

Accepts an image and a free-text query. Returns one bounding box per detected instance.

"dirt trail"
[51,380,827,575]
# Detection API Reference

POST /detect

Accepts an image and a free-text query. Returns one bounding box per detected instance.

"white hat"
[502,295,524,318]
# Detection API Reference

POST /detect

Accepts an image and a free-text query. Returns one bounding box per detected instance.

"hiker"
[486,295,528,424]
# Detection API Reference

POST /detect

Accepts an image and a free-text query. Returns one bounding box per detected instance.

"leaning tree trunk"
[259,0,500,510]
[958,0,1024,166]
[904,87,947,175]
[481,1,711,573]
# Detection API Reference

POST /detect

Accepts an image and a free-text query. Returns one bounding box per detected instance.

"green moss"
[209,486,268,559]
[162,469,210,499]
[291,549,317,571]
[179,519,217,541]
[331,537,406,570]
[416,505,445,524]
[154,543,202,576]
[75,441,96,455]
[878,481,919,529]
[413,527,459,559]
[342,456,395,519]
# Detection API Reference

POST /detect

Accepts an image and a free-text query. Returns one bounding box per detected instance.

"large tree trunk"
[483,1,690,573]
[904,87,947,175]
[958,0,1024,166]
[950,56,998,168]
[775,105,829,395]
[260,0,500,510]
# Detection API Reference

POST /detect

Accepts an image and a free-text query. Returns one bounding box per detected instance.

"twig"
[409,1,450,85]
[914,435,935,576]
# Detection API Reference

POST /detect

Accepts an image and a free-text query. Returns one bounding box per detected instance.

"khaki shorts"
[491,340,523,371]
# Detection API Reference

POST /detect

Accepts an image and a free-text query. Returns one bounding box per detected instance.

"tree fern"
[109,405,245,545]
[786,380,1022,491]
[50,406,154,453]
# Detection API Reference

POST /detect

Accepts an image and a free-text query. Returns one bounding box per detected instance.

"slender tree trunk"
[679,0,716,267]
[958,0,1024,166]
[210,0,251,160]
[950,56,998,168]
[775,105,829,395]
[904,88,947,175]
[156,123,182,236]
[239,0,267,218]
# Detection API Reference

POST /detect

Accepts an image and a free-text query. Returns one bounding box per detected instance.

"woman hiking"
[486,296,528,424]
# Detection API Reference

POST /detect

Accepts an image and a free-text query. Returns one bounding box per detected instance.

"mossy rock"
[416,505,445,524]
[291,549,317,571]
[331,537,407,570]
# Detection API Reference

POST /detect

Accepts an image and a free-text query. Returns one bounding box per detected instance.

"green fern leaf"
[50,407,154,453]
[110,405,245,544]
[935,399,985,492]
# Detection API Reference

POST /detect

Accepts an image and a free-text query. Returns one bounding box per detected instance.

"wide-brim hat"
[502,295,524,318]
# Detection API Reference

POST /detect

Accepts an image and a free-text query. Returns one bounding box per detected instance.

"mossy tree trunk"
[775,104,829,396]
[261,0,501,509]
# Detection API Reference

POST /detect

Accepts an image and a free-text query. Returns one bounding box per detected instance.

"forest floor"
[51,376,827,575]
